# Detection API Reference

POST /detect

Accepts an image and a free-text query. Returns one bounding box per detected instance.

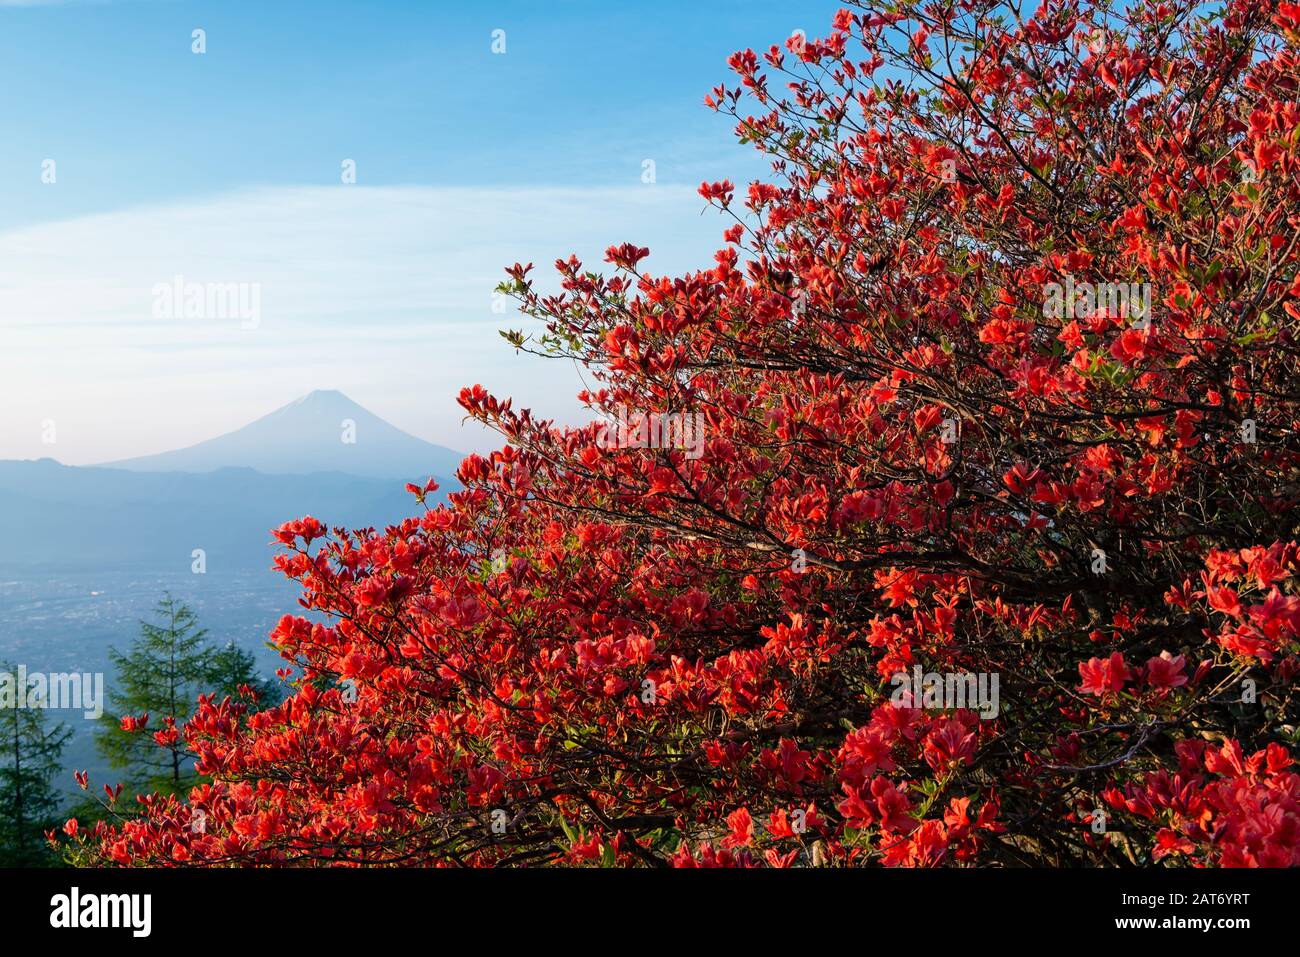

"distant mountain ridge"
[0,458,432,571]
[99,390,462,481]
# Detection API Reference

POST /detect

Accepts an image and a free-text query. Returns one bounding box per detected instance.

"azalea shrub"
[63,0,1300,867]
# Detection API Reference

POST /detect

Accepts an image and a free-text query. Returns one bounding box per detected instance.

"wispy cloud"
[0,185,722,464]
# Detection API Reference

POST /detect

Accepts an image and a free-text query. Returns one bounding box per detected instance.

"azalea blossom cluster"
[62,0,1300,867]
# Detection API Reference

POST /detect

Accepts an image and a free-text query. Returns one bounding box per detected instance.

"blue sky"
[0,0,843,227]
[0,0,844,463]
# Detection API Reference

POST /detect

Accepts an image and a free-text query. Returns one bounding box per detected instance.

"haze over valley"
[0,390,459,797]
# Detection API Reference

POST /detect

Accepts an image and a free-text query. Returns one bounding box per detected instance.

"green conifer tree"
[207,640,282,709]
[0,663,72,867]
[96,594,214,794]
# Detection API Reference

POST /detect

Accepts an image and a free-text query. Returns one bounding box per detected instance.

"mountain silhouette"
[100,390,462,480]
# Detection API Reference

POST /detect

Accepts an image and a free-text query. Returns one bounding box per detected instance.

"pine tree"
[96,593,213,794]
[207,640,282,709]
[0,663,72,867]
